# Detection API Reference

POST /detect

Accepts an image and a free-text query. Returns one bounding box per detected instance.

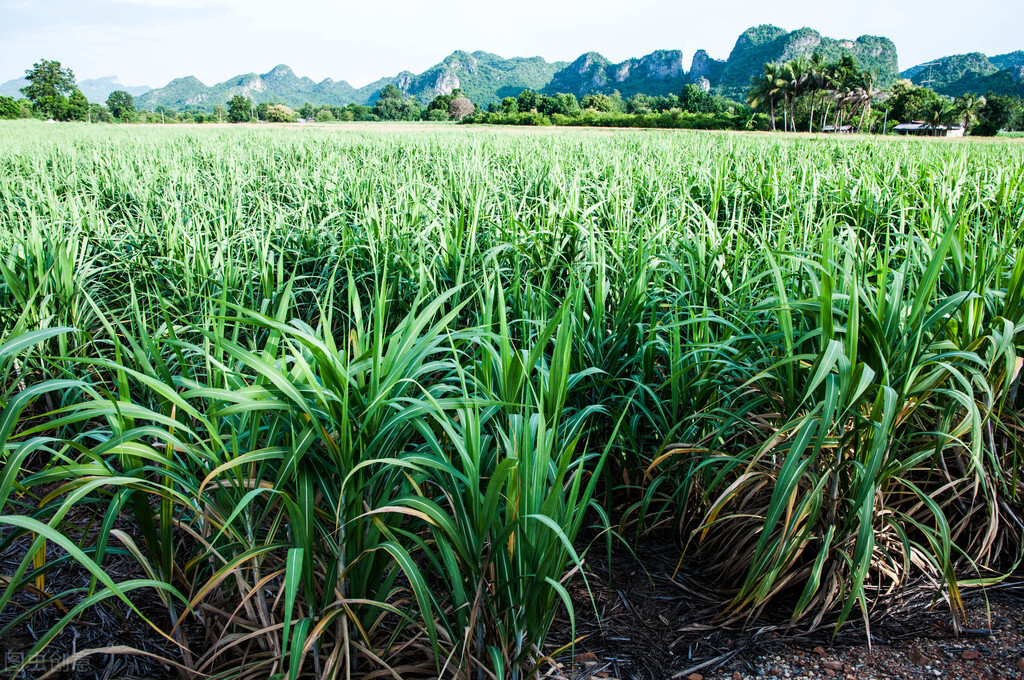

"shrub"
[264,104,296,122]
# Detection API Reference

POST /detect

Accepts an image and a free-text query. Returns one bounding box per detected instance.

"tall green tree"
[373,85,419,120]
[581,92,623,113]
[805,53,828,132]
[827,55,861,130]
[747,64,783,131]
[500,97,518,114]
[541,93,580,116]
[853,71,880,131]
[745,53,887,134]
[924,100,955,135]
[106,90,135,121]
[378,84,402,101]
[678,84,720,114]
[65,88,89,121]
[227,95,253,123]
[517,89,543,113]
[782,57,810,132]
[625,93,655,115]
[264,104,296,122]
[953,93,985,132]
[21,59,78,120]
[886,81,941,123]
[372,84,404,120]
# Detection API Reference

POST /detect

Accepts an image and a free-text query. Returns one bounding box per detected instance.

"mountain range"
[0,75,149,103]
[134,24,899,111]
[136,52,568,111]
[4,25,1022,112]
[900,52,1024,97]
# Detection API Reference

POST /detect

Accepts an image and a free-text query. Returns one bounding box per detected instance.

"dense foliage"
[721,26,899,98]
[0,96,31,120]
[20,59,90,121]
[901,52,998,89]
[991,51,1024,70]
[299,101,374,122]
[226,94,253,123]
[467,86,752,129]
[395,50,569,106]
[105,89,135,121]
[370,84,421,120]
[465,108,758,130]
[0,122,1021,679]
[974,94,1024,135]
[747,54,883,132]
[901,52,1024,99]
[938,69,1024,100]
[745,53,1024,135]
[264,103,297,122]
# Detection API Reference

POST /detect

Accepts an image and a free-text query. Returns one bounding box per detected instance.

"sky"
[2,0,1023,89]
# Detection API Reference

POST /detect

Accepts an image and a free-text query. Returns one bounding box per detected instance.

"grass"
[0,119,1021,679]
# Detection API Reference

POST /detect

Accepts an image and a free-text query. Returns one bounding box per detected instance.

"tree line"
[0,60,146,123]
[1,57,750,129]
[5,56,1023,135]
[745,53,1024,135]
[459,84,754,128]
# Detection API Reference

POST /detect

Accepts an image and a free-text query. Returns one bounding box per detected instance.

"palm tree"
[830,82,856,132]
[924,100,955,136]
[827,56,860,131]
[806,53,827,133]
[784,57,811,132]
[953,93,985,133]
[855,71,880,132]
[819,62,839,131]
[775,62,795,132]
[820,63,847,131]
[747,64,783,131]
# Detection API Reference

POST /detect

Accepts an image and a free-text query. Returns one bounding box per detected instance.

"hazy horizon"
[2,0,1023,90]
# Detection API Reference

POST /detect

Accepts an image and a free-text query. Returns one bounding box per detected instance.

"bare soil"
[555,534,1024,680]
[3,517,1022,679]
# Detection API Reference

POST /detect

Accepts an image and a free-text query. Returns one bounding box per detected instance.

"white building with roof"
[893,122,965,137]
